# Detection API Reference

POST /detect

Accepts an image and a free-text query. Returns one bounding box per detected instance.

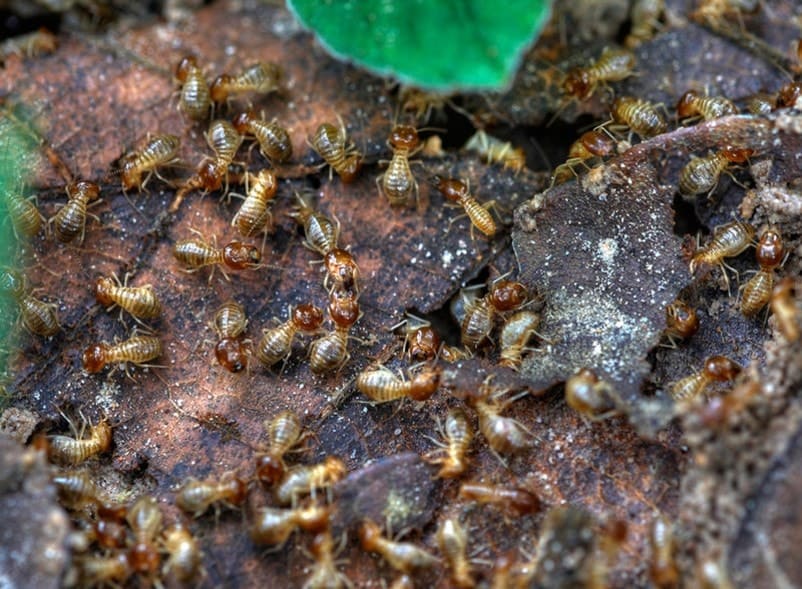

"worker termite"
[771,277,800,342]
[677,90,738,122]
[250,504,331,546]
[610,96,667,138]
[210,61,281,106]
[2,192,43,238]
[625,0,665,48]
[663,299,699,346]
[0,27,57,62]
[551,129,617,186]
[358,520,439,573]
[323,248,360,294]
[232,111,292,164]
[689,220,755,282]
[565,368,622,421]
[120,133,181,192]
[391,314,441,362]
[437,516,474,589]
[212,300,249,373]
[255,410,305,486]
[274,456,346,506]
[95,274,161,321]
[82,334,162,376]
[175,471,248,517]
[309,119,362,183]
[94,504,128,549]
[48,416,112,465]
[741,229,784,317]
[257,303,324,368]
[305,528,353,589]
[231,169,277,238]
[434,176,498,239]
[463,130,526,175]
[309,291,361,374]
[563,46,637,100]
[648,515,678,589]
[356,365,440,403]
[459,482,541,516]
[377,124,423,207]
[399,86,451,122]
[197,119,244,193]
[471,381,532,456]
[127,495,162,576]
[0,268,60,336]
[69,553,132,587]
[163,524,203,583]
[52,469,105,510]
[461,279,528,349]
[423,407,473,478]
[172,230,261,281]
[175,55,211,120]
[499,310,542,369]
[678,147,752,199]
[670,355,741,402]
[288,193,340,257]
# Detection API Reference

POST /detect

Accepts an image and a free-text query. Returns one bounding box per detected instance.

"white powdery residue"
[441,250,453,267]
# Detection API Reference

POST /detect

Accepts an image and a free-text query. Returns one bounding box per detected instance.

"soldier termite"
[82,334,162,376]
[257,303,324,368]
[210,61,281,106]
[163,524,203,583]
[678,147,752,199]
[423,407,473,478]
[391,314,441,362]
[564,368,621,421]
[625,0,665,48]
[499,310,542,369]
[670,355,741,402]
[95,273,161,321]
[48,416,112,465]
[212,300,249,373]
[0,267,60,337]
[771,277,800,342]
[552,129,617,186]
[120,133,181,193]
[231,169,277,238]
[250,504,331,546]
[356,365,440,403]
[309,119,362,183]
[255,410,305,486]
[677,90,738,122]
[562,46,637,100]
[377,124,423,207]
[273,456,346,506]
[172,230,262,281]
[463,130,526,175]
[648,515,679,589]
[609,96,667,138]
[175,471,248,517]
[458,482,541,516]
[309,291,361,374]
[3,192,43,238]
[127,495,163,576]
[305,528,352,589]
[437,516,474,589]
[741,229,784,317]
[690,220,755,292]
[175,55,211,121]
[358,520,439,573]
[288,193,340,257]
[434,176,498,239]
[663,299,699,346]
[232,111,292,164]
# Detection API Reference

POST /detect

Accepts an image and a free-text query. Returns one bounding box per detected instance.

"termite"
[82,334,162,376]
[356,365,440,403]
[274,456,346,506]
[391,314,441,362]
[250,504,330,546]
[670,355,741,402]
[471,381,532,455]
[563,46,636,100]
[437,517,474,588]
[498,310,542,369]
[663,299,699,346]
[172,230,261,281]
[610,96,667,138]
[3,192,43,238]
[458,482,541,516]
[48,416,112,465]
[377,124,422,207]
[741,229,784,317]
[0,267,60,337]
[232,111,292,164]
[323,248,360,295]
[463,130,526,174]
[358,520,439,573]
[648,515,679,588]
[288,193,340,257]
[771,277,800,342]
[257,303,324,368]
[175,55,211,120]
[677,90,738,121]
[309,119,362,183]
[231,169,277,237]
[95,274,161,321]
[304,528,352,589]
[120,133,181,192]
[689,220,755,284]
[212,300,249,373]
[0,27,57,62]
[552,129,617,186]
[678,147,752,198]
[175,471,248,517]
[197,119,243,193]
[127,495,162,576]
[210,61,281,105]
[625,0,665,48]
[423,407,473,478]
[434,175,497,239]
[163,524,203,583]
[564,367,620,421]
[255,410,305,486]
[309,291,360,374]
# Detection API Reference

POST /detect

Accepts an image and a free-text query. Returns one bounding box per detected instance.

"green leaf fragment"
[287,0,552,91]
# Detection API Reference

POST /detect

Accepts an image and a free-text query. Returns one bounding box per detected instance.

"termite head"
[777,81,802,108]
[563,68,592,99]
[388,125,420,151]
[210,74,234,103]
[488,280,528,311]
[703,355,741,381]
[293,303,325,332]
[433,176,468,202]
[82,344,108,373]
[329,290,360,328]
[755,229,784,269]
[232,111,256,134]
[720,146,753,164]
[94,277,115,307]
[175,55,198,82]
[223,242,262,269]
[197,160,225,192]
[215,337,248,373]
[408,367,441,401]
[676,90,700,117]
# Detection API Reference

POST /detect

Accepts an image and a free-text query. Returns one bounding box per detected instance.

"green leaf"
[287,0,552,91]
